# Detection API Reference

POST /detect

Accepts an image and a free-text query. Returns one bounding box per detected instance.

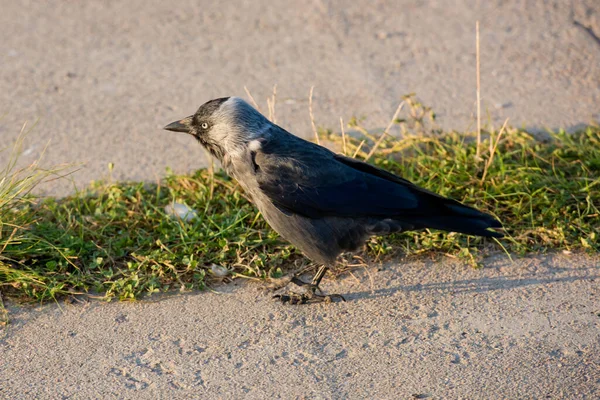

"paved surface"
[2,253,599,399]
[1,0,599,195]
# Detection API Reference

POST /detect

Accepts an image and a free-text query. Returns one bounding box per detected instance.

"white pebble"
[210,264,230,277]
[164,202,197,222]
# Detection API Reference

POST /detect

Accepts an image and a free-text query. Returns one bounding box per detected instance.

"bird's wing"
[252,129,502,238]
[253,133,423,219]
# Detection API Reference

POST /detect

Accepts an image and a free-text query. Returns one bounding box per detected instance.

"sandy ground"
[2,1,600,399]
[2,253,599,399]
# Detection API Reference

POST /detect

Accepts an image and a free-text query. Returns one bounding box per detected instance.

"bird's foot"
[272,277,345,305]
[273,292,345,305]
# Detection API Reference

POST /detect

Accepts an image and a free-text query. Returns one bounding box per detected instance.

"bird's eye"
[201,122,209,129]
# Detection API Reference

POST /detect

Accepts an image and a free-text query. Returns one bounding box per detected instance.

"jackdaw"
[165,97,503,304]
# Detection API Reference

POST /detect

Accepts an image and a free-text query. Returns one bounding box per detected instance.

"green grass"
[1,112,599,303]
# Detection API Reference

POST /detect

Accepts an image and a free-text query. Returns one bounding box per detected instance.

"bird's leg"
[274,265,346,305]
[290,265,327,292]
[311,264,328,286]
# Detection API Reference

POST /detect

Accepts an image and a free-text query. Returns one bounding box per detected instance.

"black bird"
[165,97,503,304]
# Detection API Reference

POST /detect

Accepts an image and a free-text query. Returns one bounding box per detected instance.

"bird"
[164,97,503,304]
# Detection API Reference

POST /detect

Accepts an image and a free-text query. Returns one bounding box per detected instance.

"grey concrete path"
[2,253,599,399]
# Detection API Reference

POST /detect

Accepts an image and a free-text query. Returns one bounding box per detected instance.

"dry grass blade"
[340,117,347,156]
[475,20,482,162]
[309,86,319,144]
[481,118,509,185]
[0,129,72,207]
[352,139,366,158]
[267,97,273,121]
[364,101,405,162]
[0,289,7,326]
[244,86,261,111]
[0,124,70,214]
[271,84,277,124]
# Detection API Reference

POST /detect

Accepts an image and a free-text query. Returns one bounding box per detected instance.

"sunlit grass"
[0,124,73,309]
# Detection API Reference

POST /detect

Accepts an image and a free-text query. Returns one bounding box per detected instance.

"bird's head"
[164,97,270,161]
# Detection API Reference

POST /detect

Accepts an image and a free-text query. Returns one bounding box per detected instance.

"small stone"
[210,264,229,277]
[165,202,197,222]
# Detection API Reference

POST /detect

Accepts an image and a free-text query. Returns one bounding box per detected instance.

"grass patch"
[1,112,599,303]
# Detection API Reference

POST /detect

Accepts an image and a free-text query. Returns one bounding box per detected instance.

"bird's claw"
[272,292,345,305]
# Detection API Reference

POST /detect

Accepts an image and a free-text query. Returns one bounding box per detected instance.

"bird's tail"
[409,202,504,238]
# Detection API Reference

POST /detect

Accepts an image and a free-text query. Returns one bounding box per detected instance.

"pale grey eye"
[201,122,209,129]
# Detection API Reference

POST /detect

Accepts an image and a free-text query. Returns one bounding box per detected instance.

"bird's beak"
[164,116,193,133]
